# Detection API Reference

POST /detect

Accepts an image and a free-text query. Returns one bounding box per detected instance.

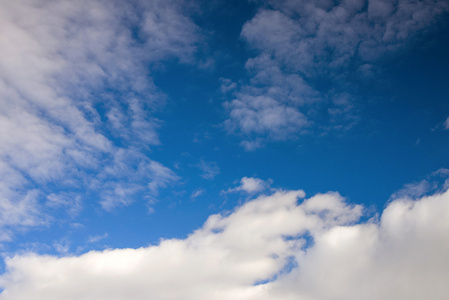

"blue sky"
[1,0,449,299]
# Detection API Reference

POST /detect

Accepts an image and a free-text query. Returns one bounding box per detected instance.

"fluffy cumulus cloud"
[1,188,449,299]
[225,176,272,194]
[225,0,449,147]
[0,0,199,231]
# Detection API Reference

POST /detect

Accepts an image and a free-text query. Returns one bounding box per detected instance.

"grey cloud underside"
[0,0,199,232]
[225,0,449,148]
[1,189,448,300]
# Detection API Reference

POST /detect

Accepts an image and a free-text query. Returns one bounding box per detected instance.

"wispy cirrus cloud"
[1,188,449,299]
[190,188,205,199]
[225,0,449,148]
[197,160,220,180]
[390,168,449,200]
[87,233,108,244]
[0,0,200,234]
[96,149,180,211]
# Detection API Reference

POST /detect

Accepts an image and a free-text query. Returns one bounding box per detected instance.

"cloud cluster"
[1,188,448,299]
[0,0,200,233]
[225,0,449,148]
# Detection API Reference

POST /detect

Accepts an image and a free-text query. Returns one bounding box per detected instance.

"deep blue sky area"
[1,0,449,285]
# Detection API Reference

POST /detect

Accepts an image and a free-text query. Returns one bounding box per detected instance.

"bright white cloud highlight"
[1,188,448,300]
[226,177,272,194]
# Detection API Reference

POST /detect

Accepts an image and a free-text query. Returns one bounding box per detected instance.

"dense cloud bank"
[1,188,448,300]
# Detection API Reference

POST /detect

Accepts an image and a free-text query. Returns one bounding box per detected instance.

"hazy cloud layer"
[1,188,449,299]
[225,0,449,148]
[0,0,199,230]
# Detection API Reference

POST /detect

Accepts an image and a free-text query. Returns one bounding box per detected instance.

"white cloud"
[390,170,449,201]
[147,161,181,196]
[191,188,205,199]
[1,188,449,299]
[197,160,220,180]
[226,177,272,194]
[99,183,143,212]
[87,233,109,244]
[0,162,45,233]
[240,139,264,151]
[225,0,449,147]
[433,168,449,176]
[53,238,70,255]
[225,94,309,142]
[97,149,180,211]
[220,78,237,93]
[390,180,433,200]
[0,0,199,231]
[445,116,449,130]
[246,0,449,71]
[0,190,45,230]
[46,193,83,218]
[139,0,201,63]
